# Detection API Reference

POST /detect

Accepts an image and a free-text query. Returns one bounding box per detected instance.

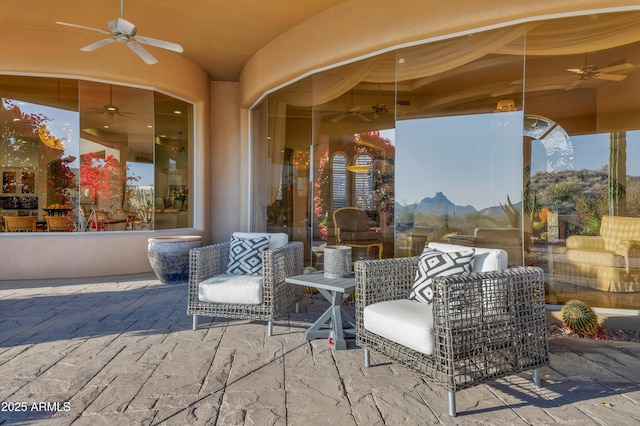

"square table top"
[286,271,355,293]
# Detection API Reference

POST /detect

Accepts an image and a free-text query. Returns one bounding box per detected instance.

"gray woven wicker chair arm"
[430,266,547,369]
[263,241,304,295]
[189,241,231,284]
[354,257,420,308]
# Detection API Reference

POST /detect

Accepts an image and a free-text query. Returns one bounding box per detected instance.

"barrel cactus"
[561,300,599,336]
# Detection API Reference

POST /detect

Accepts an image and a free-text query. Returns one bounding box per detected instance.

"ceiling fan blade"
[56,21,111,35]
[81,38,116,52]
[566,78,583,90]
[330,113,348,123]
[598,63,634,74]
[355,113,372,122]
[567,68,586,74]
[86,107,107,114]
[595,73,627,81]
[134,35,184,53]
[127,41,158,65]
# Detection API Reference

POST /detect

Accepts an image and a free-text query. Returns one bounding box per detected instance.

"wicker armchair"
[3,216,37,232]
[333,207,383,258]
[355,255,549,416]
[187,233,304,336]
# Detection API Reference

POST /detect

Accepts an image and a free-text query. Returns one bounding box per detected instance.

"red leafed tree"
[47,156,76,205]
[79,152,126,207]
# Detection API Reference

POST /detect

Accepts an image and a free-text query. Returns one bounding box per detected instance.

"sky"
[395,113,523,210]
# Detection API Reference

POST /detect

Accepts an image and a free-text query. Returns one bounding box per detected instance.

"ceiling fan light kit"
[56,0,183,65]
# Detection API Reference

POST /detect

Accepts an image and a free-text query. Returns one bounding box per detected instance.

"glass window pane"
[79,81,152,231]
[396,113,523,258]
[1,76,79,230]
[524,13,640,309]
[154,92,192,230]
[1,76,192,232]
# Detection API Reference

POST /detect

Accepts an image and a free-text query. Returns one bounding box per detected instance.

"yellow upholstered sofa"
[555,215,640,292]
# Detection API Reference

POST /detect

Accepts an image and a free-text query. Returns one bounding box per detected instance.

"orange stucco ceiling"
[2,0,640,108]
[0,0,350,82]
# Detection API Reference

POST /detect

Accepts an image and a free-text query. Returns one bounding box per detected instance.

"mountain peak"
[416,192,476,216]
[422,192,451,204]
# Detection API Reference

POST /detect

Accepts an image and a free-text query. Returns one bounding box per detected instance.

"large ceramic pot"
[148,236,202,283]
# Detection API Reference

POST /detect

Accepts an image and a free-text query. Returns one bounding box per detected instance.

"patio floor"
[0,273,639,425]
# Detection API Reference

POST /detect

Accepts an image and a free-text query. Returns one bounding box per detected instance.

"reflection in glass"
[154,92,192,229]
[0,75,192,231]
[2,171,16,193]
[396,113,523,260]
[252,11,640,310]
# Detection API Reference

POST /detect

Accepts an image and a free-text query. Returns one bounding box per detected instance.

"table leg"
[304,288,353,350]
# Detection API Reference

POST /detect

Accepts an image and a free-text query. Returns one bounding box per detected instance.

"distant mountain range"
[396,192,514,218]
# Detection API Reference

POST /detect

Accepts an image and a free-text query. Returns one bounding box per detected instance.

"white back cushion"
[427,242,507,272]
[232,232,288,250]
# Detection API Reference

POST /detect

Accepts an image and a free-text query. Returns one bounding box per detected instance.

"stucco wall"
[209,81,250,242]
[0,27,211,280]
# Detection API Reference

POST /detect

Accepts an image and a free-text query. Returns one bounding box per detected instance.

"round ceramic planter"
[148,236,202,283]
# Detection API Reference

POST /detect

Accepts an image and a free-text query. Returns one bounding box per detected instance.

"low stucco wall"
[0,229,207,280]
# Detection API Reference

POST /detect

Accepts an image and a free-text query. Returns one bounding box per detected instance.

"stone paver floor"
[0,273,639,425]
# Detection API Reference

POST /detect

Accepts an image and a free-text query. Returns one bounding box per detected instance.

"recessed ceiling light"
[398,58,405,64]
[173,110,182,114]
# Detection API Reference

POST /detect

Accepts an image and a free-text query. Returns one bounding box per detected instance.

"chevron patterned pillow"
[409,247,475,304]
[225,235,271,275]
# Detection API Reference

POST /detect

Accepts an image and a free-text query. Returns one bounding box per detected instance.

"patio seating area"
[1,273,639,425]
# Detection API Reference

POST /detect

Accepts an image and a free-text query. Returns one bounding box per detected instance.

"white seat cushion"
[364,299,434,355]
[427,242,507,272]
[232,232,288,250]
[198,274,263,305]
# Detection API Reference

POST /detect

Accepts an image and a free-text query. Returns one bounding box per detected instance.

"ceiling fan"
[371,103,389,119]
[87,85,133,124]
[330,105,372,123]
[56,0,183,65]
[328,90,372,123]
[370,84,394,119]
[566,57,634,88]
